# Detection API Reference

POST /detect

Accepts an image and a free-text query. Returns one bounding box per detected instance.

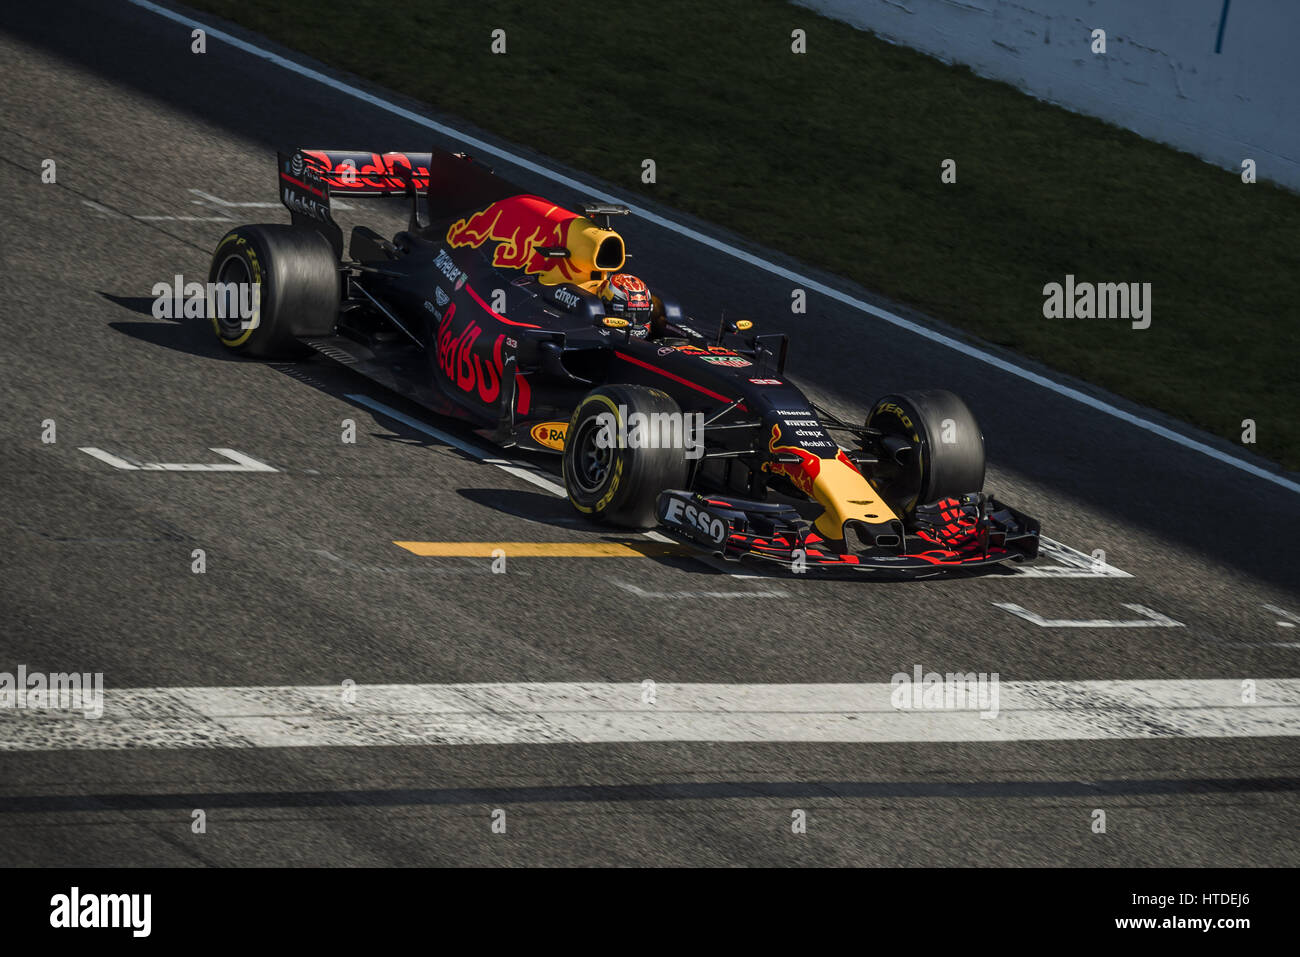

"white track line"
[1265,603,1300,627]
[345,393,564,496]
[614,582,788,599]
[129,0,1300,496]
[2,679,1298,750]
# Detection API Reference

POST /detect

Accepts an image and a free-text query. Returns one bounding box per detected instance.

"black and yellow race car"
[207,146,1039,576]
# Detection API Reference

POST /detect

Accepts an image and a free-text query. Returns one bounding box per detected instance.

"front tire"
[866,389,986,517]
[207,224,339,358]
[563,385,689,528]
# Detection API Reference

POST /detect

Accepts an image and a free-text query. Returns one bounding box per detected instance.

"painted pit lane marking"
[79,447,277,472]
[309,548,491,576]
[1190,604,1300,649]
[1003,537,1131,578]
[187,188,354,211]
[615,582,789,599]
[3,679,1298,751]
[82,200,232,223]
[994,602,1184,628]
[351,395,1127,581]
[188,188,279,209]
[394,541,691,558]
[82,191,355,225]
[1266,604,1300,629]
[128,0,1300,497]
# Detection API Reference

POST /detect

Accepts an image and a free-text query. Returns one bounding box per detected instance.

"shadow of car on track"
[455,487,604,532]
[102,292,250,363]
[108,319,250,362]
[100,292,166,318]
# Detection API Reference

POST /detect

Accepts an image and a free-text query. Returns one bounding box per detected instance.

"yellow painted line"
[393,541,693,558]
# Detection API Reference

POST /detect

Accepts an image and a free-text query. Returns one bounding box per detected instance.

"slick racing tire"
[207,224,339,358]
[563,384,689,528]
[866,389,985,517]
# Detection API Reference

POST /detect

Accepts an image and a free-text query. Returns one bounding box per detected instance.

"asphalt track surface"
[0,0,1297,866]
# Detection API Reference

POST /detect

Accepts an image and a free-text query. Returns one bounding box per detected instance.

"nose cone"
[843,518,906,555]
[807,454,904,548]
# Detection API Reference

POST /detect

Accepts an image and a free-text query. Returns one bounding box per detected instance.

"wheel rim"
[570,418,613,494]
[213,254,253,340]
[869,409,925,513]
[876,450,922,510]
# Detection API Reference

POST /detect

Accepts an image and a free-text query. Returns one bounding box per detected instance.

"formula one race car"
[206,146,1040,575]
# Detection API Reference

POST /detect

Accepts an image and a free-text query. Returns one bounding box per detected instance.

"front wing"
[655,490,1040,577]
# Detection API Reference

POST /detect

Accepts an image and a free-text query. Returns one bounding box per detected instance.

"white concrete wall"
[794,0,1300,191]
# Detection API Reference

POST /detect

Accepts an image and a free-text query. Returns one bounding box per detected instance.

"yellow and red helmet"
[599,273,653,323]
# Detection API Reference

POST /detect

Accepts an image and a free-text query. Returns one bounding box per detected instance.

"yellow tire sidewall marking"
[211,234,263,348]
[566,394,625,514]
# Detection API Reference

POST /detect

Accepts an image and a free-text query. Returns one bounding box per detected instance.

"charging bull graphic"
[766,423,896,541]
[445,196,584,282]
[767,423,821,496]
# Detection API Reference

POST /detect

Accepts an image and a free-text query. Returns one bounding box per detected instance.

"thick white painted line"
[994,602,1184,628]
[127,0,1300,496]
[2,679,1297,750]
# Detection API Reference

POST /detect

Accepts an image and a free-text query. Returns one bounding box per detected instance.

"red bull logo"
[299,150,429,191]
[767,424,894,540]
[445,196,581,280]
[435,304,504,404]
[766,423,821,496]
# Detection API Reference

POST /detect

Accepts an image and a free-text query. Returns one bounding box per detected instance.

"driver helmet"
[599,273,653,324]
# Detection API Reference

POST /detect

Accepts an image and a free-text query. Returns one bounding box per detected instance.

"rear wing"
[278,147,521,257]
[296,150,432,194]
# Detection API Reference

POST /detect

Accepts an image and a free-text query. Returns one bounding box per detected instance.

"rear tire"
[866,389,985,517]
[563,385,689,528]
[207,224,339,358]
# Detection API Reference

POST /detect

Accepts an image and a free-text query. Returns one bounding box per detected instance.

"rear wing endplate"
[278,150,344,259]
